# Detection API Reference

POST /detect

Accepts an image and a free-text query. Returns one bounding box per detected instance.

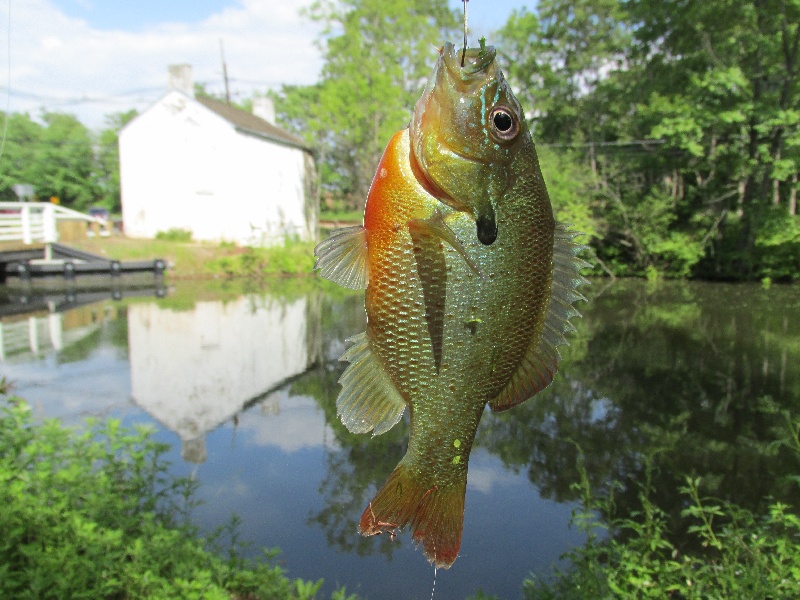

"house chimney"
[168,64,194,98]
[252,96,275,125]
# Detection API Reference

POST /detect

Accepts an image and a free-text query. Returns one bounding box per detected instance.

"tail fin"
[359,463,466,569]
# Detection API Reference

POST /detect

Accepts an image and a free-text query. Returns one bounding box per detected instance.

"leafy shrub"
[522,423,800,600]
[0,391,359,600]
[210,239,316,278]
[155,228,193,242]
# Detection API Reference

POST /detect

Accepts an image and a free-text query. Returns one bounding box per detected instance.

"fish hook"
[461,0,469,67]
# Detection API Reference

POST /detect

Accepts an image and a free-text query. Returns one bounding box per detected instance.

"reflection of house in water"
[128,294,321,463]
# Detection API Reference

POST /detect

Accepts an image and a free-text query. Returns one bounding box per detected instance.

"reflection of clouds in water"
[7,354,134,424]
[236,390,338,453]
[467,451,519,494]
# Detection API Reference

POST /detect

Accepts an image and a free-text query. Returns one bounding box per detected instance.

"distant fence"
[0,202,105,245]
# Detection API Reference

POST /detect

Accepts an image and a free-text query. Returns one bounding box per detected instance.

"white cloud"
[467,450,519,493]
[2,0,323,129]
[236,392,338,454]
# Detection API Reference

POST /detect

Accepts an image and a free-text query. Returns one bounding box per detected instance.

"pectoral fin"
[408,210,483,279]
[490,223,589,412]
[337,332,406,436]
[314,226,369,289]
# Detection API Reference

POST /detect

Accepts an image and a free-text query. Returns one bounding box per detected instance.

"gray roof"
[195,95,312,153]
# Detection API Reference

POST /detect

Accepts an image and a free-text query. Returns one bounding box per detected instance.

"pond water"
[1,277,798,599]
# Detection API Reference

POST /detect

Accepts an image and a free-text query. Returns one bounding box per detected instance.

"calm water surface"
[1,278,798,599]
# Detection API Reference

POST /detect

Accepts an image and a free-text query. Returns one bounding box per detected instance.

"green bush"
[0,389,359,600]
[210,239,316,278]
[522,426,800,600]
[155,228,193,242]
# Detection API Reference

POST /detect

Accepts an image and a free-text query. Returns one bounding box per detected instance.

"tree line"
[274,0,799,281]
[0,110,136,212]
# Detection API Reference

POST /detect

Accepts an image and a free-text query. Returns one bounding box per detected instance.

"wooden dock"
[0,202,165,281]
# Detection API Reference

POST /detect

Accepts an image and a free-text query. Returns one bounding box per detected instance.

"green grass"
[71,236,317,279]
[0,384,360,600]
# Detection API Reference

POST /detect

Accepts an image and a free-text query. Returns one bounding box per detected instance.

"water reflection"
[127,294,321,463]
[0,280,164,361]
[1,278,798,599]
[478,280,800,536]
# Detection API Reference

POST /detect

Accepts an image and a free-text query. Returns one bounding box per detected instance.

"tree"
[31,113,98,210]
[274,0,459,210]
[498,0,800,280]
[0,112,43,201]
[627,0,800,278]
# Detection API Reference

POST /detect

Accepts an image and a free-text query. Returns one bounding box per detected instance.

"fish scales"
[314,42,588,568]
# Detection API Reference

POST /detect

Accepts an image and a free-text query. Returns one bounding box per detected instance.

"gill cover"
[410,42,526,245]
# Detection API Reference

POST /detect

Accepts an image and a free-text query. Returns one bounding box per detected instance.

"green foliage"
[538,146,601,242]
[274,0,458,210]
[497,0,800,280]
[0,394,360,600]
[0,109,132,212]
[155,227,194,242]
[523,422,800,600]
[0,112,43,201]
[209,238,317,277]
[32,113,99,210]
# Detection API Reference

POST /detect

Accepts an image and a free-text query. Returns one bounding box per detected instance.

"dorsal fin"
[314,226,369,289]
[489,223,590,412]
[337,332,407,436]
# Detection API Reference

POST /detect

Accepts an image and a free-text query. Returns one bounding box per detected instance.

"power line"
[0,0,11,161]
[539,139,667,149]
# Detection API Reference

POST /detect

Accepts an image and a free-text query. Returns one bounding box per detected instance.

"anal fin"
[337,332,406,436]
[314,226,369,289]
[490,222,589,412]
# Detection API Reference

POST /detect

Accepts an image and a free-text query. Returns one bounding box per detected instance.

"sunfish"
[315,41,588,568]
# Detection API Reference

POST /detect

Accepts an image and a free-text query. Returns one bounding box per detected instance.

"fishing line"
[461,0,468,67]
[0,0,11,162]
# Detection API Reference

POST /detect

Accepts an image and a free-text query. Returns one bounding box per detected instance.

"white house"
[119,64,318,246]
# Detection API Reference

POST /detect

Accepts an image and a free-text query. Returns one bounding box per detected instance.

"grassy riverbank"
[70,235,317,279]
[0,388,359,600]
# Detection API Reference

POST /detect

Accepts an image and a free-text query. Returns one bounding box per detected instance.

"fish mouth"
[441,42,497,81]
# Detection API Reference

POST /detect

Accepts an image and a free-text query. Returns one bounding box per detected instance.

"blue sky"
[7,1,536,129]
[51,1,533,34]
[51,0,245,31]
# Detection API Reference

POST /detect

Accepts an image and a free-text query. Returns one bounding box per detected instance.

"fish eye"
[488,106,519,142]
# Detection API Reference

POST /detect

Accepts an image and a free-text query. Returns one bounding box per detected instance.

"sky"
[0,0,535,130]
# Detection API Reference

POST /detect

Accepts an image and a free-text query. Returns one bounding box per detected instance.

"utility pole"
[219,39,231,105]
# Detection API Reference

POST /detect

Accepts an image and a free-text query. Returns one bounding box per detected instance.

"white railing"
[0,202,106,245]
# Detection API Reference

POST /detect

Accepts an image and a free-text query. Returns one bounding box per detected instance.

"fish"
[314,41,588,568]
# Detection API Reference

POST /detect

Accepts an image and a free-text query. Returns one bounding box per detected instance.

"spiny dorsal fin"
[489,223,589,412]
[337,332,407,436]
[314,226,369,289]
